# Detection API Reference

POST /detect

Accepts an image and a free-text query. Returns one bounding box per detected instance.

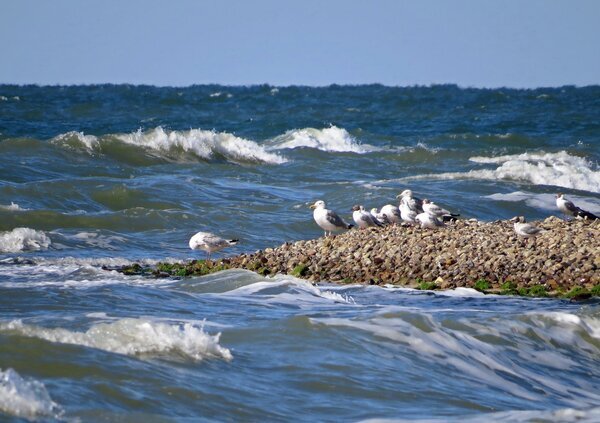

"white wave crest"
[0,228,51,253]
[51,131,99,150]
[0,368,63,420]
[0,202,27,211]
[401,151,600,193]
[267,126,380,153]
[116,127,287,164]
[0,318,232,361]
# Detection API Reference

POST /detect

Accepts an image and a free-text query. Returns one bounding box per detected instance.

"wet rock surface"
[115,217,600,298]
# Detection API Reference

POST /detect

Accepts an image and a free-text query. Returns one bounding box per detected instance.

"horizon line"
[1,81,599,90]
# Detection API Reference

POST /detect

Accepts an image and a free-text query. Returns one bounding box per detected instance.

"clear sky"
[1,0,599,87]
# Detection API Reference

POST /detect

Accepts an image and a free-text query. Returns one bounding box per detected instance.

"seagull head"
[510,216,526,223]
[422,199,431,204]
[556,193,564,199]
[310,200,326,210]
[397,189,412,199]
[351,205,361,212]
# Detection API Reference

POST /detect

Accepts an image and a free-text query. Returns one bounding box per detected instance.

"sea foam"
[267,126,380,153]
[401,151,600,193]
[0,368,63,420]
[0,318,232,361]
[0,228,51,253]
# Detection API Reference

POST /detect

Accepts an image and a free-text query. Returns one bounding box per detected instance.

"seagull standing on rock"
[310,200,353,237]
[399,202,418,224]
[379,203,402,224]
[352,205,383,229]
[189,232,238,260]
[415,212,445,229]
[398,190,424,214]
[422,199,460,222]
[556,193,598,220]
[370,208,391,226]
[511,216,544,246]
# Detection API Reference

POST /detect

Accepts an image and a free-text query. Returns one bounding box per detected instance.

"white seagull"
[556,193,598,220]
[415,212,445,229]
[397,189,424,214]
[370,208,391,226]
[511,216,544,245]
[380,204,402,224]
[310,200,353,237]
[352,205,383,229]
[422,199,460,222]
[399,202,418,224]
[189,231,239,260]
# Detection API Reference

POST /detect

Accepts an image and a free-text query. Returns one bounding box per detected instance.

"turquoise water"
[0,84,599,421]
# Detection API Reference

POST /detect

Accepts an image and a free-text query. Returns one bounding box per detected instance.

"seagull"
[422,199,460,222]
[310,200,353,237]
[511,216,544,246]
[399,202,418,224]
[556,193,598,220]
[397,189,424,214]
[189,231,238,260]
[352,205,383,229]
[377,204,400,224]
[370,208,391,226]
[415,212,444,229]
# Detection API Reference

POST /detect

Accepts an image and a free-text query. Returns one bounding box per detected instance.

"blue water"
[0,84,599,421]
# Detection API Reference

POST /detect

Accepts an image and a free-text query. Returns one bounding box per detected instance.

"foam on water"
[0,318,232,361]
[0,228,51,253]
[0,202,27,211]
[314,308,600,407]
[51,131,99,150]
[267,126,381,153]
[0,368,63,421]
[222,274,356,305]
[399,151,600,192]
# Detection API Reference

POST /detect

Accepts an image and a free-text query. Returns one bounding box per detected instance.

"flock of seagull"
[310,189,460,236]
[309,190,598,244]
[188,191,598,259]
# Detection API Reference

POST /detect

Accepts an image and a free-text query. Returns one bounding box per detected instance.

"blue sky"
[1,0,598,87]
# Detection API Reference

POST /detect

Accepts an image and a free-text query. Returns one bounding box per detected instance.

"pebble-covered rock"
[225,217,599,296]
[116,217,600,298]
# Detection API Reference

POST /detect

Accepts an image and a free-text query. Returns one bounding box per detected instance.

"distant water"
[1,84,599,421]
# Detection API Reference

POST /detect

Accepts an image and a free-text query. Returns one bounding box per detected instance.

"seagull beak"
[395,194,401,199]
[309,203,316,209]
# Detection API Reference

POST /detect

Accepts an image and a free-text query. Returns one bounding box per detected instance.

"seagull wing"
[326,210,350,228]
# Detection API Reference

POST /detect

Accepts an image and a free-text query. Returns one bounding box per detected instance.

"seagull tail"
[347,224,354,229]
[441,214,460,222]
[228,239,239,245]
[575,209,599,220]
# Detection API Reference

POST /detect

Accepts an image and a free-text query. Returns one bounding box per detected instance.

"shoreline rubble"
[113,216,600,299]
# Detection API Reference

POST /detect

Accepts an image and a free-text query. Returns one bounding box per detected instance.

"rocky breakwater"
[117,217,600,298]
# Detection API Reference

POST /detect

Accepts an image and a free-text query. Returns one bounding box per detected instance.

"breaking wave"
[267,126,381,153]
[0,318,232,362]
[400,151,600,193]
[0,368,63,420]
[0,228,51,253]
[52,127,287,165]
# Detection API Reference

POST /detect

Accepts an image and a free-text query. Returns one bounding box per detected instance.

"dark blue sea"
[0,84,599,421]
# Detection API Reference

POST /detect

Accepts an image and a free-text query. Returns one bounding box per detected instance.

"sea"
[0,84,599,422]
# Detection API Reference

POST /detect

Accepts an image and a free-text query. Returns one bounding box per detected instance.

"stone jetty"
[115,216,600,298]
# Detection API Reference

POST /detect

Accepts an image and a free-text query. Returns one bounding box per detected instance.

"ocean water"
[0,84,599,421]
